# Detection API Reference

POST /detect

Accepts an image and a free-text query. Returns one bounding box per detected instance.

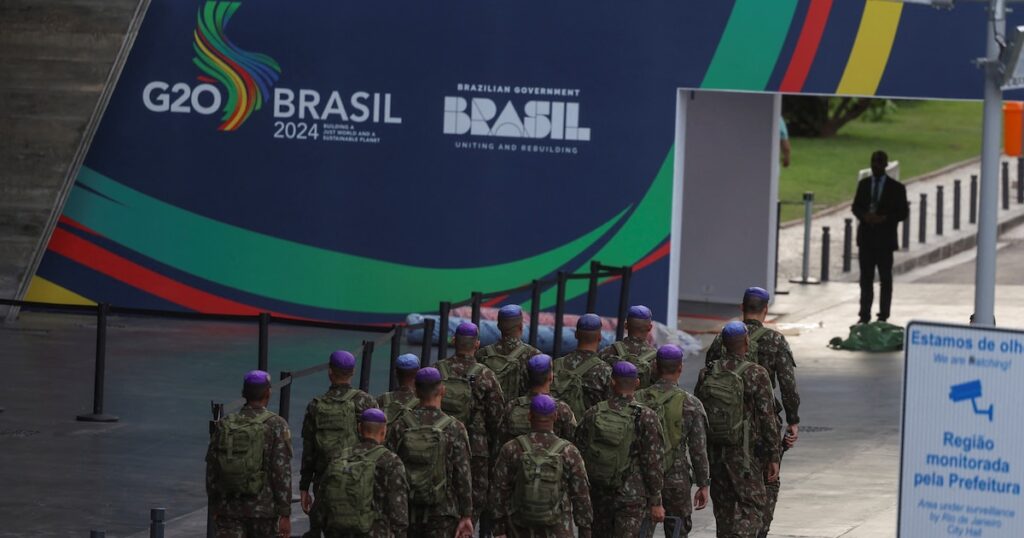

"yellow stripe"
[24,276,96,306]
[836,0,903,96]
[193,32,248,130]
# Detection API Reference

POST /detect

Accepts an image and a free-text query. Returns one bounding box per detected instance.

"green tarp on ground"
[829,321,904,352]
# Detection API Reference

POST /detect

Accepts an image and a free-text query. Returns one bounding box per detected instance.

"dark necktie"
[873,177,883,204]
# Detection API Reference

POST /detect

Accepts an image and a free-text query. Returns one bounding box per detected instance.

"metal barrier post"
[389,325,404,391]
[616,266,632,341]
[278,371,292,423]
[970,174,978,224]
[258,312,270,372]
[528,280,541,348]
[936,185,944,236]
[586,260,600,313]
[954,179,962,230]
[788,192,819,284]
[359,340,374,392]
[820,226,831,282]
[77,303,118,422]
[553,271,567,357]
[470,292,483,327]
[1019,157,1024,204]
[903,202,911,251]
[207,402,223,538]
[150,508,165,538]
[438,301,451,361]
[1004,161,1011,210]
[842,218,852,273]
[90,531,105,538]
[919,193,927,244]
[421,318,435,366]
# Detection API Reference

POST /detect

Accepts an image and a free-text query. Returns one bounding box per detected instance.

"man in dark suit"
[852,151,909,324]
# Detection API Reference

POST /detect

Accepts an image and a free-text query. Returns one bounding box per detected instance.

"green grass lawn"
[780,100,983,222]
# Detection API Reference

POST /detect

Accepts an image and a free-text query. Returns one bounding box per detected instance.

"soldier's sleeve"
[597,364,613,403]
[450,421,475,518]
[574,410,594,455]
[705,336,722,367]
[269,418,293,517]
[480,371,506,458]
[684,396,710,488]
[357,392,378,412]
[205,425,220,502]
[693,368,707,396]
[638,408,665,507]
[376,393,386,409]
[385,455,409,536]
[299,400,317,491]
[489,441,518,535]
[564,445,594,531]
[557,404,578,442]
[385,418,403,453]
[773,335,801,425]
[750,367,782,464]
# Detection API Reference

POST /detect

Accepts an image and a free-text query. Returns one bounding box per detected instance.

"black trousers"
[858,247,894,322]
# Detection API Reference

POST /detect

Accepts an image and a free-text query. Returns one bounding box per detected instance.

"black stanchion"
[438,301,451,361]
[1004,161,1011,211]
[359,340,374,392]
[919,193,927,244]
[278,371,292,423]
[842,218,852,273]
[77,303,118,422]
[150,508,166,538]
[528,280,541,348]
[820,226,831,282]
[954,180,962,231]
[90,531,105,538]
[970,174,978,224]
[773,200,789,295]
[616,266,632,341]
[258,312,270,372]
[903,201,911,251]
[421,318,435,366]
[936,185,944,236]
[1019,157,1024,204]
[389,325,403,391]
[553,271,567,358]
[586,260,600,313]
[470,292,483,327]
[207,402,223,538]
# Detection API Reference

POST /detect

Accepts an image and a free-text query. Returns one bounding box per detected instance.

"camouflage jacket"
[575,394,665,506]
[640,379,710,490]
[500,392,578,446]
[490,431,594,537]
[705,319,800,425]
[206,404,293,518]
[376,386,418,423]
[436,353,506,460]
[330,439,409,538]
[385,406,474,519]
[552,350,612,415]
[476,335,542,400]
[695,352,782,465]
[598,335,656,364]
[300,384,378,491]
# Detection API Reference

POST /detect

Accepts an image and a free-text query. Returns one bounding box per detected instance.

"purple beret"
[530,394,558,416]
[244,370,271,386]
[415,367,442,385]
[612,360,639,378]
[722,321,748,339]
[576,313,602,332]
[656,344,684,362]
[627,305,652,320]
[527,354,553,373]
[743,286,770,302]
[395,353,420,370]
[359,408,387,424]
[455,322,479,338]
[330,350,356,370]
[498,305,523,319]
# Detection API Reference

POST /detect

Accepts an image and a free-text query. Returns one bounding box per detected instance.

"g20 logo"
[142,81,222,115]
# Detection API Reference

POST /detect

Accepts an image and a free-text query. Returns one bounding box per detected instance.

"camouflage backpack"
[313,390,360,468]
[211,410,274,496]
[512,436,570,527]
[321,445,387,533]
[696,361,755,457]
[551,356,604,419]
[708,326,771,368]
[380,391,419,424]
[506,395,536,439]
[636,385,686,470]
[581,401,642,490]
[479,344,532,399]
[608,341,657,389]
[396,412,455,507]
[438,361,484,425]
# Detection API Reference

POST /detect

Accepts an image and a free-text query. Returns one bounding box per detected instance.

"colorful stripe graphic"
[192,1,281,131]
[779,0,834,93]
[836,0,904,96]
[701,0,800,91]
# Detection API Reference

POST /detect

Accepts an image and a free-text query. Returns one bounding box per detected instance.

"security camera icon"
[949,380,994,422]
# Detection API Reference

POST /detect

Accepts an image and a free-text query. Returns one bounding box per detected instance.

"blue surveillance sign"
[900,321,1024,537]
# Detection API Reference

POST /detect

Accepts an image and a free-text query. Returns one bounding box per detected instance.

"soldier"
[575,361,665,537]
[435,322,505,530]
[477,304,542,400]
[300,350,379,537]
[377,353,421,422]
[696,322,781,538]
[319,408,409,537]
[491,394,594,538]
[386,367,474,538]
[599,305,658,389]
[552,314,612,420]
[206,370,292,538]
[705,287,800,538]
[500,354,577,444]
[637,345,710,538]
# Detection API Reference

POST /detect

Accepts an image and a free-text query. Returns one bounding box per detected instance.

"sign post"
[899,321,1024,537]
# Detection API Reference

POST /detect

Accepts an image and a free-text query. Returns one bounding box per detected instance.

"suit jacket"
[852,174,909,251]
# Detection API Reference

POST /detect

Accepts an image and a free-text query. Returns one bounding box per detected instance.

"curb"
[891,210,1024,276]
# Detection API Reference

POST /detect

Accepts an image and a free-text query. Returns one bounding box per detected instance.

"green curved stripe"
[701,0,799,91]
[63,167,627,314]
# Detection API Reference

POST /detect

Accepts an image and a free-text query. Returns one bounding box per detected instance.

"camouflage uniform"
[436,353,505,521]
[490,431,594,538]
[706,320,800,532]
[575,394,665,538]
[599,335,656,364]
[476,335,542,399]
[552,350,612,418]
[385,406,474,538]
[376,386,418,423]
[500,393,578,446]
[695,353,781,538]
[322,438,409,538]
[300,384,378,534]
[206,404,292,538]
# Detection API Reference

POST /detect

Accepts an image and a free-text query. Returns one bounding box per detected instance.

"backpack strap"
[380,392,394,407]
[481,344,498,357]
[434,414,456,433]
[749,326,771,344]
[507,344,532,362]
[570,355,604,376]
[637,348,658,364]
[516,434,532,454]
[548,438,570,456]
[734,361,756,378]
[613,341,627,358]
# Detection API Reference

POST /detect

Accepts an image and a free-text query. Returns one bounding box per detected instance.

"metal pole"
[903,202,911,251]
[207,402,223,538]
[774,200,783,291]
[919,194,927,244]
[820,226,831,282]
[278,371,292,424]
[438,301,451,361]
[359,340,374,392]
[421,318,435,366]
[553,271,567,357]
[389,325,403,391]
[586,260,600,313]
[470,292,483,327]
[90,532,105,538]
[842,218,852,273]
[528,280,541,348]
[788,192,819,284]
[616,266,632,341]
[970,174,979,224]
[150,507,165,538]
[954,179,962,231]
[258,312,270,372]
[77,303,117,422]
[936,185,944,236]
[974,1,1004,327]
[1003,160,1011,210]
[1018,157,1024,204]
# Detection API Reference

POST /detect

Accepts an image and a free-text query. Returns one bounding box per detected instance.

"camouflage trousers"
[215,516,279,538]
[592,491,647,538]
[709,453,765,538]
[407,514,457,538]
[760,445,784,534]
[663,488,694,538]
[471,455,490,522]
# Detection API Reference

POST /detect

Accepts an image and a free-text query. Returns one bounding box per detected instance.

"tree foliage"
[783,96,897,138]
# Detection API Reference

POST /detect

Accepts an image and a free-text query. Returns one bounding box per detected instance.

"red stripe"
[59,216,103,237]
[779,0,833,93]
[600,241,671,285]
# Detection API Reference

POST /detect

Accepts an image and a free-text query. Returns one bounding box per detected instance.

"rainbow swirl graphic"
[192,1,281,131]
